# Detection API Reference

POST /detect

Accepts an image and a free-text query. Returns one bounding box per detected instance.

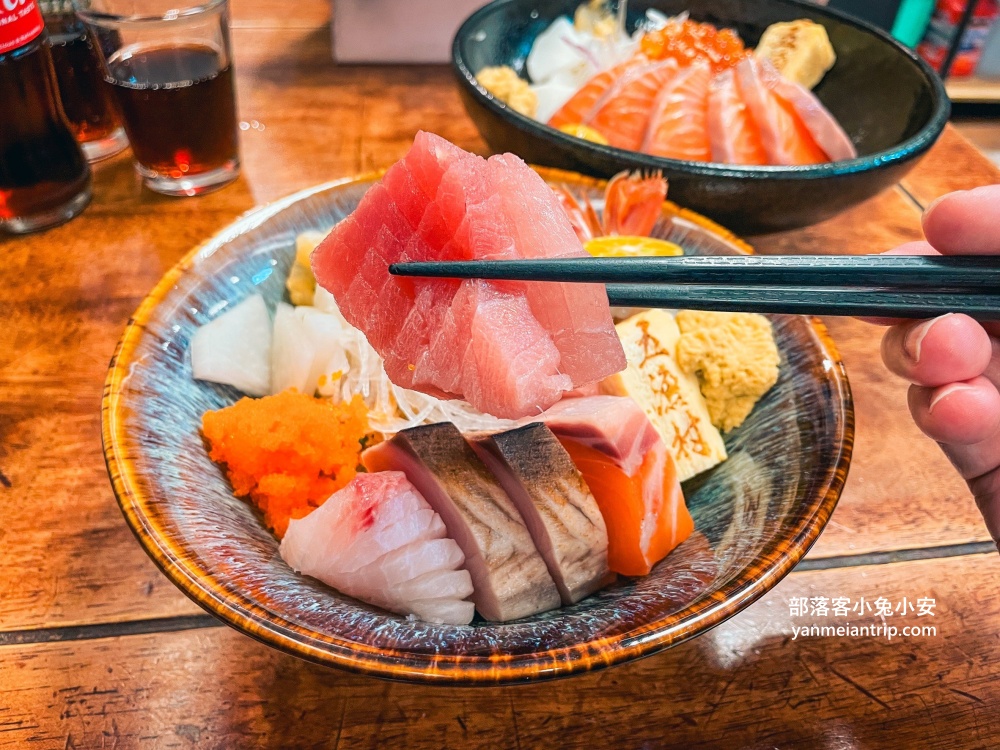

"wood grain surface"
[3,554,999,749]
[1,0,999,745]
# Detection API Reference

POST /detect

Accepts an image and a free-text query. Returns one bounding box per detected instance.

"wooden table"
[3,3,1000,747]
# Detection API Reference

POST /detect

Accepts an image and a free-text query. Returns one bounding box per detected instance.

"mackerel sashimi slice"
[311,131,625,419]
[472,423,613,604]
[363,422,562,622]
[279,471,475,625]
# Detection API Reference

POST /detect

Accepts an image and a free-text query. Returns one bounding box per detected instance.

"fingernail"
[904,313,952,363]
[922,190,965,222]
[928,382,977,414]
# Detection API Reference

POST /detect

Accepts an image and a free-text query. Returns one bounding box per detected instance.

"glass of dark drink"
[73,0,240,196]
[42,1,128,161]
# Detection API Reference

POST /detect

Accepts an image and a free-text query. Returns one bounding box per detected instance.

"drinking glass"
[73,0,240,196]
[42,0,128,162]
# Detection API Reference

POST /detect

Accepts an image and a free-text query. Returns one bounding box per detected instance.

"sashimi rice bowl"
[103,134,853,683]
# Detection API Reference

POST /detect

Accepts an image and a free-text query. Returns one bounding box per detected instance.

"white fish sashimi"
[190,294,272,396]
[280,472,475,626]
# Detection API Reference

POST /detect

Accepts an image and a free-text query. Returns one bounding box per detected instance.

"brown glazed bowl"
[102,169,853,685]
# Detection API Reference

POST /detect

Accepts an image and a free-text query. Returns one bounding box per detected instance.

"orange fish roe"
[640,20,748,72]
[202,390,370,538]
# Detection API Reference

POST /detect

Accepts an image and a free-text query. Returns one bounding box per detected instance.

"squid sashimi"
[589,60,677,152]
[707,68,768,166]
[279,471,475,625]
[310,132,625,419]
[754,58,857,162]
[539,396,693,576]
[643,60,713,161]
[734,56,827,165]
[548,56,650,130]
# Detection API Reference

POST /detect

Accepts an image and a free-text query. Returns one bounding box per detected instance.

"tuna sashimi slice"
[643,60,713,162]
[707,68,768,165]
[734,56,827,165]
[280,472,474,625]
[755,58,857,162]
[472,423,614,604]
[363,422,561,622]
[311,131,624,419]
[589,60,678,152]
[539,396,693,576]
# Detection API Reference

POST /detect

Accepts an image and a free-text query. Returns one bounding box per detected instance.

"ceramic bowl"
[452,0,950,234]
[102,169,853,685]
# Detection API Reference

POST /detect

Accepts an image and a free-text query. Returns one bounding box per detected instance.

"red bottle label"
[0,0,44,55]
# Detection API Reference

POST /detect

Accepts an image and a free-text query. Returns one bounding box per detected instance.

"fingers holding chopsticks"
[922,185,1000,256]
[880,313,993,387]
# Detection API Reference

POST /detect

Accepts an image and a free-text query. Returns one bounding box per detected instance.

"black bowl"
[452,0,950,234]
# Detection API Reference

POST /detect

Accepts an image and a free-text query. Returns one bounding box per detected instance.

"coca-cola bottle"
[0,0,91,234]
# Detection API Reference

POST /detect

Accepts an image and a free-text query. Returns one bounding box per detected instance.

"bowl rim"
[102,170,855,685]
[451,0,950,180]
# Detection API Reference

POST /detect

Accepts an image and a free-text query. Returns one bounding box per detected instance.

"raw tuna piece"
[539,396,693,576]
[363,422,561,622]
[311,131,625,419]
[280,472,475,625]
[472,423,614,604]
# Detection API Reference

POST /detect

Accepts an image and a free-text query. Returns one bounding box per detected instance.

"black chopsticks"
[389,255,1000,320]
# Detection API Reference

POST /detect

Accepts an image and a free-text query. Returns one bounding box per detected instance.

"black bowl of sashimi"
[452,0,949,234]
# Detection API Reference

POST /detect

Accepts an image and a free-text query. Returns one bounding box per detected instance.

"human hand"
[877,185,1000,546]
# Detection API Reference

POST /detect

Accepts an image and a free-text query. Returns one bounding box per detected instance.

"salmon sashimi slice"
[588,60,678,152]
[538,396,693,576]
[547,57,649,130]
[707,68,768,165]
[472,423,613,604]
[279,472,475,625]
[755,58,857,162]
[734,56,827,165]
[311,132,625,419]
[643,60,713,162]
[363,423,561,622]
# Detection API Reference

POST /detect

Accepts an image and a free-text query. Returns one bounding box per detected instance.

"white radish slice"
[190,294,272,396]
[271,302,316,394]
[295,306,346,395]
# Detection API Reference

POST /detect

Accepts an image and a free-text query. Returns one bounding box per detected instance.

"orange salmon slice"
[548,57,649,131]
[734,56,827,165]
[558,437,693,576]
[588,60,677,152]
[643,60,713,162]
[707,68,768,165]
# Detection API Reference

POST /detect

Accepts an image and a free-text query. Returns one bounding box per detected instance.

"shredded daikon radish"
[307,296,516,434]
[284,231,518,433]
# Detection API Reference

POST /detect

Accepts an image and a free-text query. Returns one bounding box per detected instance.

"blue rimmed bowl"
[102,169,853,684]
[452,0,950,234]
